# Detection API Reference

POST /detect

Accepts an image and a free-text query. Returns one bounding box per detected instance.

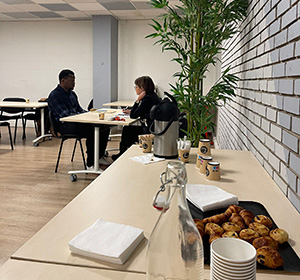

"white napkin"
[130,154,165,165]
[68,219,144,264]
[186,184,238,212]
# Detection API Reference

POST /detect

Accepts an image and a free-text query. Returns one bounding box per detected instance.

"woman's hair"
[134,76,155,94]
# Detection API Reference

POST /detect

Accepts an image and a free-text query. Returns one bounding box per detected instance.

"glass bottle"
[146,161,204,280]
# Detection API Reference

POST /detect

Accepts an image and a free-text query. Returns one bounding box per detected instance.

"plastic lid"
[208,161,219,165]
[202,156,213,160]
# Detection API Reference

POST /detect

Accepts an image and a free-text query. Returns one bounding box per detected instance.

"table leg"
[68,125,103,180]
[32,107,52,146]
[94,126,100,172]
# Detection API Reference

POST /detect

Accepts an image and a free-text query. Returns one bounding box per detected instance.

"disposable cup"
[211,256,256,271]
[211,267,255,280]
[212,268,255,279]
[142,139,152,153]
[211,250,256,267]
[99,112,105,120]
[178,149,190,163]
[211,238,256,264]
[211,262,256,277]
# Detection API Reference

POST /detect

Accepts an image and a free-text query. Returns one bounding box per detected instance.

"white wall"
[118,20,220,100]
[118,20,179,99]
[0,19,219,118]
[0,21,93,109]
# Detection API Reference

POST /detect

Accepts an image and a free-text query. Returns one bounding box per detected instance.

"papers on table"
[96,109,117,114]
[116,113,130,118]
[68,219,144,264]
[130,154,165,165]
[186,184,238,212]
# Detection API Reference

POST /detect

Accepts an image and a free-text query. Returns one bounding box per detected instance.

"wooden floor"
[0,127,119,267]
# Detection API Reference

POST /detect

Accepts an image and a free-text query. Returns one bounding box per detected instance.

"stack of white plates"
[210,238,257,280]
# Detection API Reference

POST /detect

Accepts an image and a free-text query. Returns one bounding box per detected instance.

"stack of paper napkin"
[130,154,165,165]
[186,184,238,212]
[68,219,144,264]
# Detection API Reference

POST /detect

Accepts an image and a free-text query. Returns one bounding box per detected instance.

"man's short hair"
[59,69,74,82]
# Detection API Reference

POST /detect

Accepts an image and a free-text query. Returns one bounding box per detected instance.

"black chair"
[49,110,87,173]
[0,97,26,143]
[0,119,14,150]
[23,109,38,138]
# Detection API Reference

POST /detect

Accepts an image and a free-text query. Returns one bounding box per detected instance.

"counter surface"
[11,147,300,278]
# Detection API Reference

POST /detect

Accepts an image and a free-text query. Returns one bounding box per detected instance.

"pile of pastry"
[194,205,289,269]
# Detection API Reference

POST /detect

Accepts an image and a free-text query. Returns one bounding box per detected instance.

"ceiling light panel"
[40,3,77,11]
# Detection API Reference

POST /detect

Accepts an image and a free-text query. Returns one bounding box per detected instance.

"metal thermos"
[149,92,179,159]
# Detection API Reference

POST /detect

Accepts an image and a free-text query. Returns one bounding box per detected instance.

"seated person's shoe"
[99,156,110,165]
[111,153,121,161]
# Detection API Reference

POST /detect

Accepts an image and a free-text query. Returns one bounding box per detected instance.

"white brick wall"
[218,0,300,213]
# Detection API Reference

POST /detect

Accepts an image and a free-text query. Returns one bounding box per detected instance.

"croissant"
[224,205,244,218]
[240,209,255,226]
[229,213,246,229]
[203,213,228,225]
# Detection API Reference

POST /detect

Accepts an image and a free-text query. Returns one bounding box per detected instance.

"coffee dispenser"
[149,92,179,158]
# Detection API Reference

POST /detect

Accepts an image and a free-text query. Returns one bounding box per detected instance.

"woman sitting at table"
[111,76,161,161]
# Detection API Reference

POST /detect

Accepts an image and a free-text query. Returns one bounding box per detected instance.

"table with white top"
[60,110,137,180]
[10,146,300,279]
[102,101,135,138]
[103,100,135,108]
[0,101,52,146]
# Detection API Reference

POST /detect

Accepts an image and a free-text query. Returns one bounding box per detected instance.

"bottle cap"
[153,195,168,211]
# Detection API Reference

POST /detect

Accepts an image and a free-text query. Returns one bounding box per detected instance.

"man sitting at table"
[48,69,110,168]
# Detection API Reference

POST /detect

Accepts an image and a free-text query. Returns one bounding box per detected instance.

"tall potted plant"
[147,0,248,145]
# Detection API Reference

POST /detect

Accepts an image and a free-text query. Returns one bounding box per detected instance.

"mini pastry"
[252,236,279,250]
[222,231,239,238]
[257,246,284,269]
[239,228,259,243]
[240,209,255,226]
[209,234,222,244]
[270,228,289,244]
[249,222,270,236]
[194,219,205,237]
[229,213,246,229]
[203,213,228,225]
[254,215,273,228]
[222,222,242,233]
[205,223,224,236]
[224,205,243,217]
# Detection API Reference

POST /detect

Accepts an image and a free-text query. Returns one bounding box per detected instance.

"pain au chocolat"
[257,246,284,269]
[252,236,279,250]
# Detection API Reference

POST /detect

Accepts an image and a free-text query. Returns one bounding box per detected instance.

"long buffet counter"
[1,146,299,279]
